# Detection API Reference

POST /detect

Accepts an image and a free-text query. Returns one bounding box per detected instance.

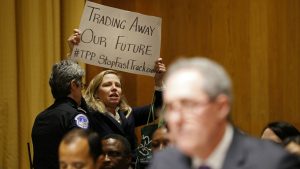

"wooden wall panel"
[267,0,300,130]
[248,0,269,135]
[87,0,300,137]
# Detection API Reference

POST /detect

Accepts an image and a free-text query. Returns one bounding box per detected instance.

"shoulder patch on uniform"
[74,114,89,129]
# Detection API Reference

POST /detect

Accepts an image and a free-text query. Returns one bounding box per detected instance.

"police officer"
[31,59,90,169]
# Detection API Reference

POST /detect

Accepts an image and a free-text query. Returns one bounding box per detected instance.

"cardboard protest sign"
[71,1,162,76]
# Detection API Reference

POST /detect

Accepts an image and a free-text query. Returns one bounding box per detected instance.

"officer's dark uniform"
[31,97,89,169]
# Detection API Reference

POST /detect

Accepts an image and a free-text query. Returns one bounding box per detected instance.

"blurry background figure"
[284,136,300,156]
[151,126,170,153]
[261,121,300,144]
[59,129,102,169]
[149,57,300,169]
[100,134,132,169]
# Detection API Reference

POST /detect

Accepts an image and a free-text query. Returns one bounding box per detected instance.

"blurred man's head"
[100,134,131,169]
[152,127,170,153]
[163,57,232,159]
[59,129,102,169]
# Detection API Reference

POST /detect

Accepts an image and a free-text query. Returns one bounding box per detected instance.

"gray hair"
[165,57,233,103]
[49,59,84,99]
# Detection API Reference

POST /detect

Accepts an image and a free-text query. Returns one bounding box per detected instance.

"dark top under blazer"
[31,97,90,169]
[88,90,163,152]
[149,128,300,169]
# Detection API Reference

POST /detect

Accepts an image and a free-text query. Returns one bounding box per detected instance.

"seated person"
[261,121,300,144]
[135,126,170,169]
[284,136,300,156]
[151,126,170,153]
[100,134,132,169]
[59,129,102,169]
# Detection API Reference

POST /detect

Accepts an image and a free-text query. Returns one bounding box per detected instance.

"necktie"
[198,165,211,169]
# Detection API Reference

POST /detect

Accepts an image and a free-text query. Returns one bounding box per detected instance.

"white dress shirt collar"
[106,107,122,124]
[192,124,234,169]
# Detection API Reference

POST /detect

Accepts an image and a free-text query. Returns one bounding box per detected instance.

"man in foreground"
[149,57,300,169]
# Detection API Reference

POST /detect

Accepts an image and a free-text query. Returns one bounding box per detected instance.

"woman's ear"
[94,94,100,100]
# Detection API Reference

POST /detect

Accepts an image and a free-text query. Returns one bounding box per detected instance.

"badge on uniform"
[74,114,89,129]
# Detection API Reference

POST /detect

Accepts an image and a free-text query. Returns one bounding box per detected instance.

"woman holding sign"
[68,29,166,161]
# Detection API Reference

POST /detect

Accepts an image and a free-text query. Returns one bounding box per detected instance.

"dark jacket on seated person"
[88,90,162,154]
[149,128,300,169]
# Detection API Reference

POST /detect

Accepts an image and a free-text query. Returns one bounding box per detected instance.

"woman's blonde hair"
[84,70,132,116]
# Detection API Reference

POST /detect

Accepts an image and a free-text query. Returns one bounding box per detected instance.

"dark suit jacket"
[149,129,300,169]
[88,90,163,153]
